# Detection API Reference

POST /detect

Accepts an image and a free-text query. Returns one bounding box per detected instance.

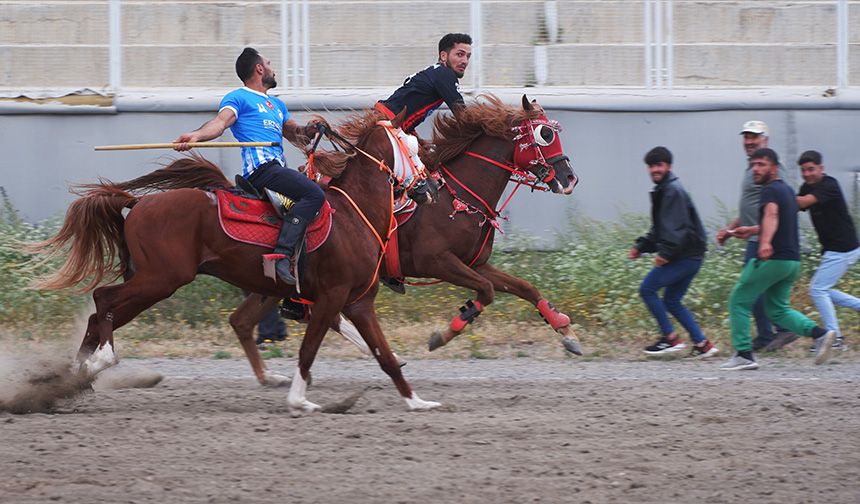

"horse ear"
[522,94,532,111]
[391,107,408,129]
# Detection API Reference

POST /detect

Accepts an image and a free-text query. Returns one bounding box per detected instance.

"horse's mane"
[305,109,388,177]
[428,94,543,166]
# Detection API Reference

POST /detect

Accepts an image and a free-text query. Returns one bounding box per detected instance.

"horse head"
[514,95,579,195]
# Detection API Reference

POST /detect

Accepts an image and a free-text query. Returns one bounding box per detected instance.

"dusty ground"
[1,353,859,504]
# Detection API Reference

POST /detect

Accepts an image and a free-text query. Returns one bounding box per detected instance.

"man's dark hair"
[750,147,779,166]
[798,150,822,165]
[439,33,472,54]
[236,47,261,82]
[643,146,673,166]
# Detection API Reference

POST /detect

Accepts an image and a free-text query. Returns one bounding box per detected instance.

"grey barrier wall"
[2,93,859,248]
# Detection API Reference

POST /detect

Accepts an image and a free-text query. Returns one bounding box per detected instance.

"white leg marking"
[337,315,371,355]
[404,392,441,411]
[84,342,118,376]
[287,368,320,412]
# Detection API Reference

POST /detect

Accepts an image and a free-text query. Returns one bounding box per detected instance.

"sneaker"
[643,336,687,355]
[809,335,845,352]
[752,338,771,352]
[719,354,759,371]
[762,331,799,352]
[255,335,274,346]
[813,330,836,365]
[688,340,719,359]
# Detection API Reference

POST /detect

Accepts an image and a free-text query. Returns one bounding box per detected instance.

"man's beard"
[755,172,772,185]
[444,61,465,78]
[263,74,277,89]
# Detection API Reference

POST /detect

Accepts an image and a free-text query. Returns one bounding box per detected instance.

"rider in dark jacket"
[376,33,472,293]
[376,33,471,133]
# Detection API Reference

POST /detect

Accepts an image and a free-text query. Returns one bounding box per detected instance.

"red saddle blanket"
[215,189,334,252]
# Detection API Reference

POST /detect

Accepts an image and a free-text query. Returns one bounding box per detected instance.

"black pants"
[247,160,325,221]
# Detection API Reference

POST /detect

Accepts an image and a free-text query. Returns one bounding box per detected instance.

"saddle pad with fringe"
[215,189,334,252]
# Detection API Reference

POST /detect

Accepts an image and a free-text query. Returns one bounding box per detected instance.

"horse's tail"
[27,185,138,292]
[78,153,232,195]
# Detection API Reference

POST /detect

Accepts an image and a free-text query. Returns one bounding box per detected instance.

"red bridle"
[512,117,568,185]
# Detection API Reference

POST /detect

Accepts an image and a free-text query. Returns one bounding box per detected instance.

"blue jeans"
[247,161,325,221]
[258,306,287,339]
[809,247,860,339]
[745,240,785,344]
[639,258,706,344]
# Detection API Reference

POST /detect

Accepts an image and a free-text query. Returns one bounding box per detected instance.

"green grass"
[261,346,284,359]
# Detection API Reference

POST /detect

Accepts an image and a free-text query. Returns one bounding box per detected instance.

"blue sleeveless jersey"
[219,87,290,176]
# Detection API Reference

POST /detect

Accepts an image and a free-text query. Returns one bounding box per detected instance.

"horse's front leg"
[286,287,349,413]
[418,252,496,351]
[342,296,438,411]
[473,263,583,355]
[229,293,289,386]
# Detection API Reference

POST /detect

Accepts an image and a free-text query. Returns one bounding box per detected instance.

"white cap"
[740,120,769,136]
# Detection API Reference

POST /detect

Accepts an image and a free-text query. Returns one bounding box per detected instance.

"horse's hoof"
[83,342,118,377]
[404,393,441,411]
[561,336,583,356]
[428,331,446,351]
[288,399,321,413]
[261,372,290,387]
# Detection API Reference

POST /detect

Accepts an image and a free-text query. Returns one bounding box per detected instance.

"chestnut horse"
[29,109,440,412]
[394,95,582,353]
[236,96,581,372]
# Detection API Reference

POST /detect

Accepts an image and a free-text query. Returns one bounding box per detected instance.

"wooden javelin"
[94,141,281,151]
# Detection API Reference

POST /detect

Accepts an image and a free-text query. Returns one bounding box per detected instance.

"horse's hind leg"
[230,293,289,386]
[76,313,100,363]
[342,297,439,411]
[80,272,192,375]
[416,252,496,351]
[474,262,582,355]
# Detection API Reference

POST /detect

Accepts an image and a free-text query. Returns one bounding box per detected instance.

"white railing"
[1,1,856,93]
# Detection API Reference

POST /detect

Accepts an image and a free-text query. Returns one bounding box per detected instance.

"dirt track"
[1,356,859,504]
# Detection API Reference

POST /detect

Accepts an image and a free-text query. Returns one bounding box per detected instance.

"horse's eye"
[534,124,555,146]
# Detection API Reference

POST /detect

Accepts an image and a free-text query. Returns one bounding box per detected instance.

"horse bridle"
[512,117,568,185]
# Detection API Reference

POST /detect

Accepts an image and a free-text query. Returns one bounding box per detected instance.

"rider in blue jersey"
[175,47,324,285]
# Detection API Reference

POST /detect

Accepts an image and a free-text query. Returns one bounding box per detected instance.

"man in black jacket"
[630,147,718,358]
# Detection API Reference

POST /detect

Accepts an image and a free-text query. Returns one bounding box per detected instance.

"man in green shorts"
[720,148,836,370]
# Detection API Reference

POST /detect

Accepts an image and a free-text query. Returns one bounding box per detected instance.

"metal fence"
[1,0,859,92]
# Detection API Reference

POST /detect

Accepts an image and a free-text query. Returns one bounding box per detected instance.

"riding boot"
[380,276,406,295]
[273,214,310,284]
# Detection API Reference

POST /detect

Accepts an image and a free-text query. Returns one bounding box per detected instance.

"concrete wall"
[3,1,860,89]
[3,100,859,248]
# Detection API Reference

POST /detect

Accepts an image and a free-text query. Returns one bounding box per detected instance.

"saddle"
[215,183,334,253]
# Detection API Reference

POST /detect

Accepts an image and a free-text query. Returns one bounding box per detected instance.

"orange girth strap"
[329,184,396,304]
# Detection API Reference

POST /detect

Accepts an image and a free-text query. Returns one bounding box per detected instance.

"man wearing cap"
[717,120,796,352]
[797,150,860,351]
[720,148,835,370]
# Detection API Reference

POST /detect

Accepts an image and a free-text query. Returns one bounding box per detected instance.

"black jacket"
[635,173,707,261]
[378,63,464,133]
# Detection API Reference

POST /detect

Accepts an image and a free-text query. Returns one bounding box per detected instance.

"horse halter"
[511,117,568,184]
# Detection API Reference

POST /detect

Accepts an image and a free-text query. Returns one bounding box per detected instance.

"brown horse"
[389,95,582,353]
[29,109,441,412]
